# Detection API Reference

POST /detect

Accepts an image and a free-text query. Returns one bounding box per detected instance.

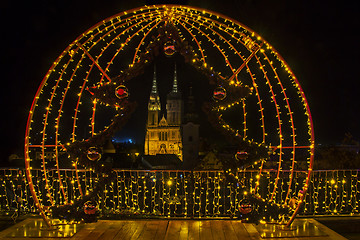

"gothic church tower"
[166,65,183,125]
[144,66,161,156]
[147,66,161,127]
[144,64,183,160]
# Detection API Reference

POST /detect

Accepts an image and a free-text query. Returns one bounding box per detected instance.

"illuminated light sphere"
[24,5,314,226]
[213,86,226,101]
[115,85,129,99]
[163,40,176,57]
[87,147,102,161]
[235,151,248,161]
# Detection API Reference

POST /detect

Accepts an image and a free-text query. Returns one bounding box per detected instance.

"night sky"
[1,0,359,162]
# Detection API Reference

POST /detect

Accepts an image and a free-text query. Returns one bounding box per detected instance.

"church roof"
[159,115,168,126]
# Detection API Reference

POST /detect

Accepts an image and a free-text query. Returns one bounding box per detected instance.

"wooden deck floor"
[0,218,347,240]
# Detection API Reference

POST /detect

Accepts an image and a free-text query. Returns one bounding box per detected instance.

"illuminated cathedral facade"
[144,65,183,160]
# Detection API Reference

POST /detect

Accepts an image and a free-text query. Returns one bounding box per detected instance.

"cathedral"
[144,65,184,161]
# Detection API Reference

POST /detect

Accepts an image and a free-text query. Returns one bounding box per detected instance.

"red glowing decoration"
[87,147,102,161]
[235,151,248,161]
[213,86,226,100]
[163,40,176,56]
[115,85,129,99]
[84,201,97,215]
[239,199,253,214]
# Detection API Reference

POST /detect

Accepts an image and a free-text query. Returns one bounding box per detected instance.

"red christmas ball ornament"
[213,86,226,101]
[163,40,176,57]
[235,151,248,161]
[87,146,102,161]
[115,85,129,99]
[84,201,97,215]
[239,199,253,215]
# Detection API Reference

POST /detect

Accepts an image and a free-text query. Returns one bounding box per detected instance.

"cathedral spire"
[148,64,161,112]
[151,64,158,96]
[171,64,178,93]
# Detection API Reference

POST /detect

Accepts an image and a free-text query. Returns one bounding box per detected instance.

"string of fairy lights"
[1,169,359,216]
[24,5,314,226]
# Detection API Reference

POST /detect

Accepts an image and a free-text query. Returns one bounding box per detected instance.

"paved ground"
[0,217,348,239]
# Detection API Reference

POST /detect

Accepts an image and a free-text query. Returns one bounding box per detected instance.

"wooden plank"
[308,219,348,240]
[113,220,143,240]
[187,221,200,240]
[0,219,346,240]
[179,221,189,239]
[0,218,33,238]
[78,221,110,240]
[153,220,169,240]
[164,220,182,239]
[243,223,261,240]
[107,220,127,229]
[98,221,127,240]
[137,220,161,240]
[199,221,213,240]
[129,220,147,240]
[70,221,103,240]
[98,228,123,240]
[221,220,240,240]
[230,221,250,239]
[210,220,226,240]
[72,226,96,240]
